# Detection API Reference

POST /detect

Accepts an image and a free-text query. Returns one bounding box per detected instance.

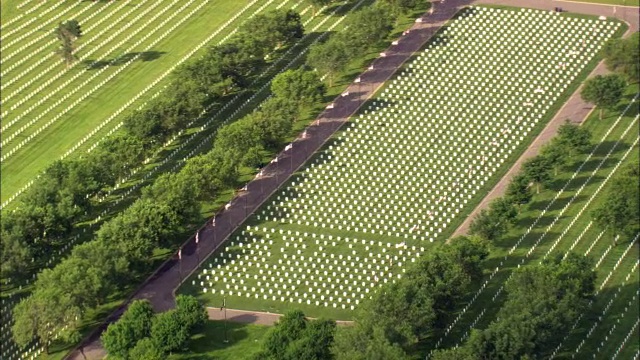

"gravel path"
[65,1,638,359]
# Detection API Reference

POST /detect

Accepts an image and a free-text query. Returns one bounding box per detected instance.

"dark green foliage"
[256,310,337,360]
[342,5,394,53]
[335,238,489,355]
[469,197,518,241]
[12,288,81,354]
[603,32,639,82]
[175,295,208,332]
[239,9,304,57]
[445,253,596,359]
[151,310,190,354]
[271,68,326,113]
[521,155,553,194]
[505,173,533,208]
[101,300,155,359]
[129,338,165,360]
[333,326,408,360]
[308,0,332,16]
[581,74,626,119]
[592,163,640,243]
[379,0,427,16]
[307,37,350,87]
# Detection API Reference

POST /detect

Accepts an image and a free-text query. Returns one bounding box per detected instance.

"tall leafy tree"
[603,32,639,82]
[271,68,326,113]
[12,288,81,354]
[581,74,626,119]
[505,173,532,209]
[342,5,394,53]
[521,155,553,194]
[129,338,165,360]
[175,295,208,333]
[151,310,191,354]
[555,120,592,160]
[592,164,639,244]
[307,37,350,87]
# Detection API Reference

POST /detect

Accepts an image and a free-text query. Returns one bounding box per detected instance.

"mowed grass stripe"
[0,0,258,202]
[435,101,639,349]
[560,250,639,358]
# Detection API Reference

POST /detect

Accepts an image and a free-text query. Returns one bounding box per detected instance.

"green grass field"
[178,6,626,325]
[0,0,276,204]
[168,321,270,360]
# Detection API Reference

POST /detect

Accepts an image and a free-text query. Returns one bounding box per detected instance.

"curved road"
[66,1,637,359]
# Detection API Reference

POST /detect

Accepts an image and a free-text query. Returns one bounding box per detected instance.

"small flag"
[195,232,199,244]
[285,143,293,151]
[220,297,225,311]
[178,249,182,260]
[212,217,216,226]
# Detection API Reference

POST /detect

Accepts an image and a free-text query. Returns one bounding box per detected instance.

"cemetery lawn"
[0,0,261,204]
[428,83,639,356]
[180,6,626,322]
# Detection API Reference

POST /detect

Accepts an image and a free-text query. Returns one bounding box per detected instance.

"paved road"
[66,1,638,359]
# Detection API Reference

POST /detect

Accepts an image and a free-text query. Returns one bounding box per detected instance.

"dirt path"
[65,1,637,359]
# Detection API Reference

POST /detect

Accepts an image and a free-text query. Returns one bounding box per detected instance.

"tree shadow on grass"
[82,51,166,70]
[178,320,255,359]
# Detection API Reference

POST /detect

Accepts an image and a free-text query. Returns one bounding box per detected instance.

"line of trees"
[332,235,490,359]
[8,9,310,353]
[2,9,305,287]
[307,4,395,86]
[469,121,592,242]
[101,295,207,359]
[430,252,596,359]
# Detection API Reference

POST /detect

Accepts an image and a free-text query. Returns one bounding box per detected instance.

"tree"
[592,163,639,244]
[603,32,639,82]
[469,209,506,242]
[238,9,304,57]
[102,301,154,359]
[521,155,552,194]
[451,253,596,359]
[175,295,207,332]
[540,140,566,176]
[447,235,490,280]
[342,5,394,53]
[307,37,350,87]
[256,310,337,360]
[505,173,532,209]
[0,228,32,282]
[56,20,82,66]
[555,120,591,160]
[129,338,165,360]
[333,326,408,360]
[12,288,81,354]
[271,68,326,112]
[102,320,137,359]
[581,74,626,119]
[151,310,190,354]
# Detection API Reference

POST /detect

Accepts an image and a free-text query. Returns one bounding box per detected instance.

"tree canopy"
[603,32,639,82]
[580,74,626,119]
